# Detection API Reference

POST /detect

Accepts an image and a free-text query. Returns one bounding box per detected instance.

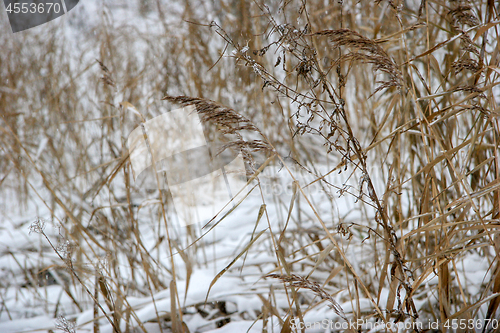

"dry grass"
[1,0,500,332]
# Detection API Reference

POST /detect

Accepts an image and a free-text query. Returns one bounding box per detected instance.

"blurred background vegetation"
[1,0,500,332]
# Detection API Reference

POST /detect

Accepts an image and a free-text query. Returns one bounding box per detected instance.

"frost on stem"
[55,315,76,333]
[29,217,46,235]
[56,239,73,261]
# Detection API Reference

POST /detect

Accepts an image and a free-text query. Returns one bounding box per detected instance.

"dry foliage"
[1,0,500,332]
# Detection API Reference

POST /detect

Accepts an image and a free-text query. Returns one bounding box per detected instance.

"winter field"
[1,0,500,332]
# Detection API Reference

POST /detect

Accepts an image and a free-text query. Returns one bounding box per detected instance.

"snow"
[1,315,55,333]
[0,0,497,332]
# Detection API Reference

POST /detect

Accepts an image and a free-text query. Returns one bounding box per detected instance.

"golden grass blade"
[204,230,266,304]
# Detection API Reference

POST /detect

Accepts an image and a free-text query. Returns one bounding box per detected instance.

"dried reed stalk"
[312,29,403,94]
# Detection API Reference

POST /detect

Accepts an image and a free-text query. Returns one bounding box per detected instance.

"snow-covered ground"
[1,1,498,332]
